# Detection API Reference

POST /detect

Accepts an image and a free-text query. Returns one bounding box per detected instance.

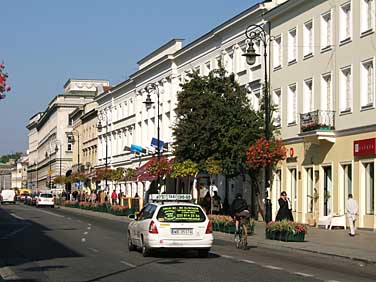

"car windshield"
[156,205,206,223]
[40,194,53,198]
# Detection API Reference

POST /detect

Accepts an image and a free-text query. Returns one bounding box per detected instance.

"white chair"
[317,215,332,229]
[329,214,346,230]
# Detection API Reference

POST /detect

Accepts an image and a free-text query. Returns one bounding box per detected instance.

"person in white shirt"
[346,194,358,237]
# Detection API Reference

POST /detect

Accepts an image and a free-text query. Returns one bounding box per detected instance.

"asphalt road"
[0,203,375,282]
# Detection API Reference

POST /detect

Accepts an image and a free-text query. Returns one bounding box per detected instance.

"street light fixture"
[143,83,161,189]
[55,143,62,177]
[97,113,109,191]
[243,24,272,223]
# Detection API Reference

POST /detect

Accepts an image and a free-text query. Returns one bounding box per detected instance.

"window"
[303,20,313,57]
[361,0,374,33]
[194,66,201,75]
[67,143,72,151]
[365,162,374,214]
[287,84,297,124]
[288,28,297,63]
[361,59,374,108]
[204,61,211,75]
[273,35,282,69]
[273,89,282,127]
[339,66,352,112]
[289,168,297,212]
[321,73,333,111]
[303,79,313,113]
[321,11,332,49]
[250,90,260,111]
[339,2,352,42]
[306,168,314,213]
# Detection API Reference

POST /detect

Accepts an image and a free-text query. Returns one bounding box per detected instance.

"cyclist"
[231,193,250,237]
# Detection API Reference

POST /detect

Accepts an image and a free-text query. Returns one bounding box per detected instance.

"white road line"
[88,247,99,253]
[84,231,88,235]
[87,226,91,230]
[81,238,86,242]
[294,272,315,277]
[0,266,19,280]
[264,265,283,270]
[120,261,136,268]
[240,259,256,264]
[220,254,235,259]
[67,217,72,220]
[35,209,64,218]
[0,226,29,240]
[10,213,25,220]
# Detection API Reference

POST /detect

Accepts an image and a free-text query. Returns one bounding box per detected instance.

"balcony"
[299,110,336,143]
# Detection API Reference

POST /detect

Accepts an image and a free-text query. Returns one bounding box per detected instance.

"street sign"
[149,194,192,201]
[130,144,144,153]
[151,138,164,149]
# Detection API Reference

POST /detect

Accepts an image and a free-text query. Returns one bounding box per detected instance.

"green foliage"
[205,157,221,175]
[173,67,263,177]
[170,159,199,178]
[111,168,124,182]
[53,176,66,185]
[124,168,136,181]
[0,152,22,164]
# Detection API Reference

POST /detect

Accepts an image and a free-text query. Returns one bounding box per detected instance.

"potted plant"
[307,188,319,226]
[266,220,307,242]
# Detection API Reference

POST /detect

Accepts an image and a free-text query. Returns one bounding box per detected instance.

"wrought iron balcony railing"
[300,110,335,133]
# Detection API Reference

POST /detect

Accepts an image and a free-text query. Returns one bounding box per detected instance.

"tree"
[246,137,287,219]
[171,159,199,194]
[0,63,11,100]
[173,67,263,176]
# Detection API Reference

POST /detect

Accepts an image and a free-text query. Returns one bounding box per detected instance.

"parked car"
[127,200,213,257]
[25,193,38,206]
[19,192,30,202]
[36,193,54,208]
[0,189,16,204]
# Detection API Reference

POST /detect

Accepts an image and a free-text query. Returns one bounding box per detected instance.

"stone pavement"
[57,206,376,264]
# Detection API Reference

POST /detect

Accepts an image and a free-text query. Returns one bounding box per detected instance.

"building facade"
[266,0,376,229]
[27,79,108,191]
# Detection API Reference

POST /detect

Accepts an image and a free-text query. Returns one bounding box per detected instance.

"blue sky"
[0,0,258,155]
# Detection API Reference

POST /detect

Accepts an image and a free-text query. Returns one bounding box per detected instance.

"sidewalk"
[57,206,376,264]
[214,221,376,264]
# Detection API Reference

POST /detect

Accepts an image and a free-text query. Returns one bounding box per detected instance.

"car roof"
[148,202,202,207]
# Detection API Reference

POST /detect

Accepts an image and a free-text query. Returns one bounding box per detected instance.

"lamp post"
[97,113,109,191]
[243,24,272,223]
[45,151,52,189]
[54,143,62,177]
[72,131,80,172]
[143,83,161,189]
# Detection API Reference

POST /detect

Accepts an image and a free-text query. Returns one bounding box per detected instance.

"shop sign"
[353,138,376,156]
[286,147,297,163]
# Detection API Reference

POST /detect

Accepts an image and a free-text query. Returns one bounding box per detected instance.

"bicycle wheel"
[240,227,248,250]
[234,232,241,248]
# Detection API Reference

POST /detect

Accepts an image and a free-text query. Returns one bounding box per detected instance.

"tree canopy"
[173,67,264,177]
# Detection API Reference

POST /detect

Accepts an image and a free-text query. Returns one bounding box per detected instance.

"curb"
[213,231,376,265]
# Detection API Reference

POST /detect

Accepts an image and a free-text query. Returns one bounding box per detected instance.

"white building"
[27,79,109,191]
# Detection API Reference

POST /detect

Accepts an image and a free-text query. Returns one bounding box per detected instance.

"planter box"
[211,221,255,235]
[265,230,305,242]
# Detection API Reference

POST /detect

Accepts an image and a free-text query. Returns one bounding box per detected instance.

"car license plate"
[171,228,193,235]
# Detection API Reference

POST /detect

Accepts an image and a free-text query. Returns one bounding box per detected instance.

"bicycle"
[234,219,248,250]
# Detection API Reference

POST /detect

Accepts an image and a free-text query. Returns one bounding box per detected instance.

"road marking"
[84,231,88,235]
[120,261,136,268]
[88,223,91,226]
[294,272,314,277]
[0,266,19,280]
[35,209,64,218]
[0,225,29,240]
[67,217,72,220]
[220,254,235,259]
[10,213,25,220]
[88,247,99,253]
[87,226,91,230]
[264,265,283,270]
[241,259,256,264]
[81,238,86,242]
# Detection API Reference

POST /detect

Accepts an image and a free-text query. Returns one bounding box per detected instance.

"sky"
[0,0,259,155]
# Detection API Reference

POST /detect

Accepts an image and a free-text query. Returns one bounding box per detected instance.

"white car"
[127,202,213,257]
[36,193,55,208]
[0,189,16,204]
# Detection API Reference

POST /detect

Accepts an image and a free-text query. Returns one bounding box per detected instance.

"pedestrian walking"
[212,191,223,214]
[275,191,294,221]
[90,191,97,204]
[111,190,117,206]
[346,193,358,237]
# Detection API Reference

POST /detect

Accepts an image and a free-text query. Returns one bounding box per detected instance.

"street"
[0,204,375,282]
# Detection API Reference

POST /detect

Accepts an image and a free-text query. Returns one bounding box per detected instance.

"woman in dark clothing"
[275,191,294,221]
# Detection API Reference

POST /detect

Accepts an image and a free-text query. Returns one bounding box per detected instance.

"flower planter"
[265,230,305,242]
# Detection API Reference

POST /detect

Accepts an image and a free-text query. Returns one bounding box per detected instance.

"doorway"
[323,166,332,216]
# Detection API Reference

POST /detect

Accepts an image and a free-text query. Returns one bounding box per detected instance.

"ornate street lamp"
[243,24,272,223]
[143,83,161,189]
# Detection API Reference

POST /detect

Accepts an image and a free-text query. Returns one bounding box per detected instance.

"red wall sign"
[353,138,376,156]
